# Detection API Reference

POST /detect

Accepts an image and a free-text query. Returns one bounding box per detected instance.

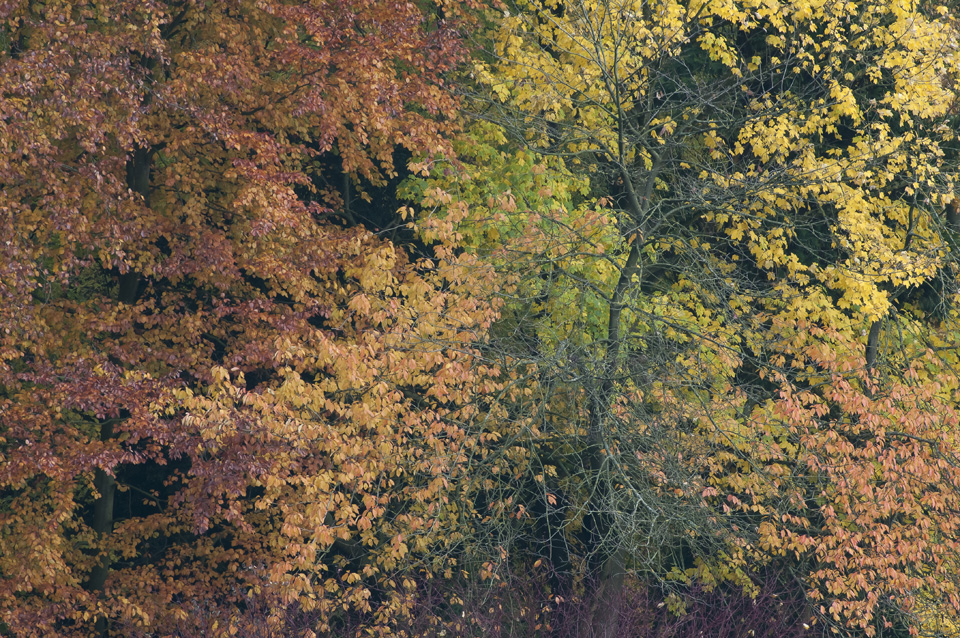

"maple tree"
[405,0,960,635]
[0,0,505,636]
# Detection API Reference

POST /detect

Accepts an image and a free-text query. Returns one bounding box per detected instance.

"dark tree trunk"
[578,244,640,638]
[84,145,151,636]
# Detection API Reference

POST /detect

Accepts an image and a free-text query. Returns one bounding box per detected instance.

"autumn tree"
[406,0,960,635]
[0,1,504,636]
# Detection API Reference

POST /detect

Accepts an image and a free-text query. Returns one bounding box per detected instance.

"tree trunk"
[578,244,641,638]
[587,548,626,638]
[866,320,882,371]
[84,145,150,636]
[88,420,116,637]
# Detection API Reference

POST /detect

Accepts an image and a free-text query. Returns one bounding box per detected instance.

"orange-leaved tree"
[0,0,502,636]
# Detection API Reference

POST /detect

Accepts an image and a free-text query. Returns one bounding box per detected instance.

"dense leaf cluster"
[2,0,960,637]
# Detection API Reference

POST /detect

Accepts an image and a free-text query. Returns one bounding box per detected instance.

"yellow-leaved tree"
[409,0,960,635]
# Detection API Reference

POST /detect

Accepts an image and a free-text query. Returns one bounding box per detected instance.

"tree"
[0,1,499,636]
[414,0,960,635]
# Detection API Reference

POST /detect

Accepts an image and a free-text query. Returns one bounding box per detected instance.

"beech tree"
[409,0,960,635]
[0,1,501,636]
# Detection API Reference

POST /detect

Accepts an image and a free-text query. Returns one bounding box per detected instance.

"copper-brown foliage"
[0,1,499,636]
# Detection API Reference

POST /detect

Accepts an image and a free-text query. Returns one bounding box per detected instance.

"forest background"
[3,0,960,637]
